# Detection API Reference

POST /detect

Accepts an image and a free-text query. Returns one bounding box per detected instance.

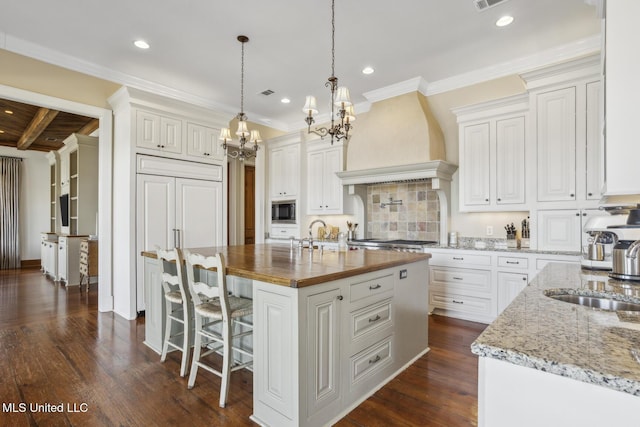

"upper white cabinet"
[307,140,346,215]
[523,55,603,207]
[136,110,182,155]
[268,139,300,200]
[186,122,224,161]
[536,208,608,252]
[454,95,528,212]
[604,0,640,195]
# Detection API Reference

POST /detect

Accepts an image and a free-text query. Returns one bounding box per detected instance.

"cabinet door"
[495,116,526,205]
[282,145,299,198]
[307,151,325,214]
[537,87,577,202]
[175,178,223,248]
[136,111,161,150]
[585,81,603,201]
[159,116,182,154]
[537,209,582,252]
[186,123,223,161]
[269,148,284,199]
[322,148,343,213]
[306,288,342,417]
[461,123,490,207]
[497,272,528,314]
[136,174,176,251]
[57,239,67,281]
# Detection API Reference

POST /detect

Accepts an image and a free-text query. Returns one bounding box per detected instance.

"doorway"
[244,165,255,244]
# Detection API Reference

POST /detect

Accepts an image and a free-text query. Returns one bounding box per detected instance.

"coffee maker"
[581,215,627,270]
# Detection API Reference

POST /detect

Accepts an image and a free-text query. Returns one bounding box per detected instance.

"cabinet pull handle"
[582,212,587,216]
[453,257,464,261]
[368,355,381,365]
[497,198,501,201]
[336,295,343,301]
[588,192,593,196]
[575,213,580,216]
[452,299,464,304]
[369,284,382,290]
[522,277,527,281]
[368,315,382,323]
[506,261,519,265]
[453,276,464,280]
[485,198,489,202]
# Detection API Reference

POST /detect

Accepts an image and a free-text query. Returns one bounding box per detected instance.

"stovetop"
[348,239,438,250]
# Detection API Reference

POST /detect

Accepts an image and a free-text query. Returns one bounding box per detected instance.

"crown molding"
[362,77,429,103]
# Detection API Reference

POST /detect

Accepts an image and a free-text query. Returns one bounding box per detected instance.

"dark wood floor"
[0,268,487,426]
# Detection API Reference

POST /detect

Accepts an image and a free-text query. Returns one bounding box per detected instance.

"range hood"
[335,90,457,244]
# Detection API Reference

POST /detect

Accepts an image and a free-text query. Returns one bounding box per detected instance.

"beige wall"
[0,49,120,108]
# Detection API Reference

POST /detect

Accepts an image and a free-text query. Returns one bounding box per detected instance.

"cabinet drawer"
[429,252,491,268]
[429,291,493,317]
[270,225,298,239]
[497,256,529,269]
[430,267,492,295]
[349,274,394,303]
[350,299,393,342]
[350,337,393,385]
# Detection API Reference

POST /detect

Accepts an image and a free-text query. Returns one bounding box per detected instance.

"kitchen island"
[141,244,430,427]
[472,263,640,426]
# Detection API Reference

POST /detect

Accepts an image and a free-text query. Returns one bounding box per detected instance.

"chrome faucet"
[308,219,327,251]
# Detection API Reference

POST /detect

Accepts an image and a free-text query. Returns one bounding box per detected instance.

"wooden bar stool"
[183,250,253,408]
[157,247,192,377]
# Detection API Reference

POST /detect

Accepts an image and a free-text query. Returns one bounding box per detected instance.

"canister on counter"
[448,231,458,247]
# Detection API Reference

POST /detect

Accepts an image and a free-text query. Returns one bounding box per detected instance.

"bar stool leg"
[187,314,203,389]
[179,304,191,377]
[160,299,173,363]
[219,318,232,408]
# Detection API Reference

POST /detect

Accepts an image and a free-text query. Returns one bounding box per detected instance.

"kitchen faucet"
[307,219,327,251]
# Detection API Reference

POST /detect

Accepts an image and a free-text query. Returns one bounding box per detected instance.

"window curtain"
[0,156,21,269]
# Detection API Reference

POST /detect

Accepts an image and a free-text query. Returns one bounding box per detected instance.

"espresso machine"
[581,215,627,270]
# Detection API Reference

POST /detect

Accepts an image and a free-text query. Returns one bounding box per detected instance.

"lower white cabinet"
[42,240,58,279]
[57,236,84,286]
[497,272,528,314]
[428,248,580,323]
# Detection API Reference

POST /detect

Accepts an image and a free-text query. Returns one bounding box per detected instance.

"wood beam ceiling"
[16,107,59,150]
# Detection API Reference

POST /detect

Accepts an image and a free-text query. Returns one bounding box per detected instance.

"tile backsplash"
[367,181,440,242]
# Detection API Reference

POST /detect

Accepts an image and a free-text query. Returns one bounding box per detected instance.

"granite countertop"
[471,263,640,396]
[422,243,580,257]
[142,243,430,288]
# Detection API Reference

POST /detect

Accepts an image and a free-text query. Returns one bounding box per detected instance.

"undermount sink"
[545,291,640,312]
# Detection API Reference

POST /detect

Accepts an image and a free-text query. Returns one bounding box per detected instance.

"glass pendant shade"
[219,127,232,141]
[236,120,249,137]
[334,87,352,107]
[302,96,319,114]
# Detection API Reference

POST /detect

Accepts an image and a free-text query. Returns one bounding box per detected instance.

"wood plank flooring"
[0,267,486,426]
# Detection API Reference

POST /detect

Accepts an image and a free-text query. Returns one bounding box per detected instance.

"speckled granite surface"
[423,243,580,257]
[471,263,640,396]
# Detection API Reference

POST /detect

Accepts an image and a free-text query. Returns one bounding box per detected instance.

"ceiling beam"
[77,118,99,136]
[16,108,59,150]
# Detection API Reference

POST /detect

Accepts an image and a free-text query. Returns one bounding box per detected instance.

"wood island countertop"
[142,243,430,288]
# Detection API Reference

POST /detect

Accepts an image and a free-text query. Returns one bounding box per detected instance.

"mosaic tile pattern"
[366,181,440,241]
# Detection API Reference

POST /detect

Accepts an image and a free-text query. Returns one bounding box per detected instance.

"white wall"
[0,147,49,261]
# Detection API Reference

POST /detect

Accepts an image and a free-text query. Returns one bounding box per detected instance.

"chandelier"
[220,35,261,160]
[302,0,355,145]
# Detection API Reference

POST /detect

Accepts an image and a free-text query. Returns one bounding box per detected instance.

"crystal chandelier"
[220,35,261,160]
[302,0,355,145]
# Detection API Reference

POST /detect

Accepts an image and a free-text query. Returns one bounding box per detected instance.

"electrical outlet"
[486,226,494,236]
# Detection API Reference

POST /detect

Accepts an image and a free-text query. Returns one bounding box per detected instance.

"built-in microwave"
[271,200,296,224]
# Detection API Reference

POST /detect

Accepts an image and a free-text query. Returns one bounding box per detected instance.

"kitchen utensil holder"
[507,233,517,248]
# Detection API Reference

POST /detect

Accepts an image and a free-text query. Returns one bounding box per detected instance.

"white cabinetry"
[136,155,224,312]
[496,255,529,314]
[454,95,528,212]
[58,134,99,236]
[536,208,608,252]
[307,140,346,215]
[604,0,640,195]
[42,240,58,279]
[57,236,84,286]
[269,142,299,200]
[186,122,224,161]
[136,110,182,154]
[523,56,603,206]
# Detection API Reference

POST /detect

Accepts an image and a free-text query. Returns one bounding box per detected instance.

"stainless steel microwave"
[272,200,296,224]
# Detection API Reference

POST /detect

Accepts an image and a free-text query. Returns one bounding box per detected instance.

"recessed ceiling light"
[0,130,5,133]
[4,110,13,115]
[281,98,291,104]
[362,66,375,75]
[495,15,514,27]
[134,40,150,49]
